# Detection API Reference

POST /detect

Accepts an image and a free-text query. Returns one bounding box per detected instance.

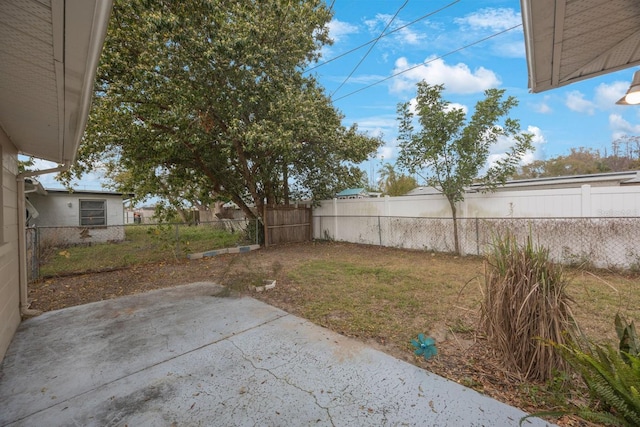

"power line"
[330,0,409,98]
[308,0,460,73]
[332,24,523,102]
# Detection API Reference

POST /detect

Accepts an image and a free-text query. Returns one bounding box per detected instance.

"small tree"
[396,82,533,254]
[378,162,418,196]
[378,163,397,193]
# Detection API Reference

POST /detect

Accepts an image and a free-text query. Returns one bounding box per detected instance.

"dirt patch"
[30,241,615,425]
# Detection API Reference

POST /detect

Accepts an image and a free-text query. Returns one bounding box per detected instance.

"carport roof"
[0,0,112,164]
[521,0,640,93]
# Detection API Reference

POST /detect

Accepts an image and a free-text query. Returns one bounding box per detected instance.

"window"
[79,200,106,226]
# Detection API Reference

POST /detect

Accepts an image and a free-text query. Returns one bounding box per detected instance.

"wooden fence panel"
[264,205,312,247]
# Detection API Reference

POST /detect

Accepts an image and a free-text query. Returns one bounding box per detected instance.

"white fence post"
[333,198,338,240]
[581,184,591,217]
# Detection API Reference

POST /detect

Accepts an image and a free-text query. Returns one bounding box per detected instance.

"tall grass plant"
[481,233,577,381]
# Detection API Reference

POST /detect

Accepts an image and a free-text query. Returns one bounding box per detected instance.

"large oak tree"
[66,0,381,219]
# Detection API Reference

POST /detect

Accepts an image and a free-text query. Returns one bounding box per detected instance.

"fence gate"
[263,205,312,247]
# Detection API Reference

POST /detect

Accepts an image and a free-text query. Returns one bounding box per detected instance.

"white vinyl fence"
[313,185,640,270]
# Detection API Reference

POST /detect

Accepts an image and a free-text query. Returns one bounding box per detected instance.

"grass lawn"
[240,243,639,347]
[228,242,640,420]
[39,224,247,277]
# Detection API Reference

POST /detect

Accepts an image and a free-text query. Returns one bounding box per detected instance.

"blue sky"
[34,0,640,191]
[315,0,640,185]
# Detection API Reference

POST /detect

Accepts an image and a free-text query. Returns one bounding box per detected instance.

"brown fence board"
[264,205,312,247]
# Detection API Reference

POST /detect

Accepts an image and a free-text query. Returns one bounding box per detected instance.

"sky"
[32,0,640,191]
[314,0,640,186]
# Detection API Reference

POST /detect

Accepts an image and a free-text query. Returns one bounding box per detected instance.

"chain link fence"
[314,215,640,270]
[31,219,261,281]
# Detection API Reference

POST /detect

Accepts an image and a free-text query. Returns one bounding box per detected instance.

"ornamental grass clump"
[481,233,576,381]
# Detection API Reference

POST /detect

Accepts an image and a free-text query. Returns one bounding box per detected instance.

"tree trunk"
[447,197,460,255]
[283,163,290,206]
[230,194,257,221]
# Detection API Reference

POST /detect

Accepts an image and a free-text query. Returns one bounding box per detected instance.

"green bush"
[554,340,640,426]
[616,314,639,361]
[523,315,640,426]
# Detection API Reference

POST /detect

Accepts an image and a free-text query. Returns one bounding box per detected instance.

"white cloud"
[327,19,359,42]
[454,8,522,31]
[407,98,467,115]
[594,81,628,108]
[353,115,396,139]
[444,102,468,115]
[525,125,547,162]
[532,102,552,114]
[450,8,525,58]
[364,14,425,46]
[390,57,501,94]
[553,83,627,117]
[609,113,640,140]
[486,125,545,168]
[377,144,396,161]
[528,125,546,145]
[565,91,596,115]
[529,95,552,114]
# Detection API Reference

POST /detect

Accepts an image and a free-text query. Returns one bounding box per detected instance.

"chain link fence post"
[175,223,180,256]
[475,217,480,255]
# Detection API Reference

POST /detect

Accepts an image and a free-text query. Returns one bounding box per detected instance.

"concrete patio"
[0,282,553,426]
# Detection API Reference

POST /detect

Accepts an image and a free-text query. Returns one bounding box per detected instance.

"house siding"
[0,127,21,361]
[29,192,126,245]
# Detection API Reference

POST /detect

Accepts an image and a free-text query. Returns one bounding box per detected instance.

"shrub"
[525,316,640,426]
[481,233,577,381]
[616,313,639,361]
[553,339,640,426]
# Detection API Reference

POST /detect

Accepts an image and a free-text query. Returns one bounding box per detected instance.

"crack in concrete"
[228,339,336,426]
[6,312,290,426]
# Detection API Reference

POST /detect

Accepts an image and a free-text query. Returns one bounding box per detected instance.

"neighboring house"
[124,206,156,224]
[28,188,131,245]
[0,0,112,361]
[405,171,640,196]
[124,201,248,224]
[336,188,370,199]
[477,171,640,192]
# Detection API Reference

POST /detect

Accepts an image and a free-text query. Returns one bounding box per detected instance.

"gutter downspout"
[17,164,69,317]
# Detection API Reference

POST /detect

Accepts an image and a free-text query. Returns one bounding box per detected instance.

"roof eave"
[59,0,113,165]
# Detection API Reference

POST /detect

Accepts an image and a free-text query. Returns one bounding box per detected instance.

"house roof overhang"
[521,0,640,93]
[0,0,112,164]
[44,188,133,197]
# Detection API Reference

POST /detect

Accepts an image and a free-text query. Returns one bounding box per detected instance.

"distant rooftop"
[405,171,640,196]
[336,188,367,197]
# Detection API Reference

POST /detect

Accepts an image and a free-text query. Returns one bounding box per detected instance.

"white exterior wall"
[29,193,126,245]
[0,128,20,361]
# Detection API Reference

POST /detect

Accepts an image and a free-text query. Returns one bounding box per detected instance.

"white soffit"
[0,0,112,164]
[521,0,640,93]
